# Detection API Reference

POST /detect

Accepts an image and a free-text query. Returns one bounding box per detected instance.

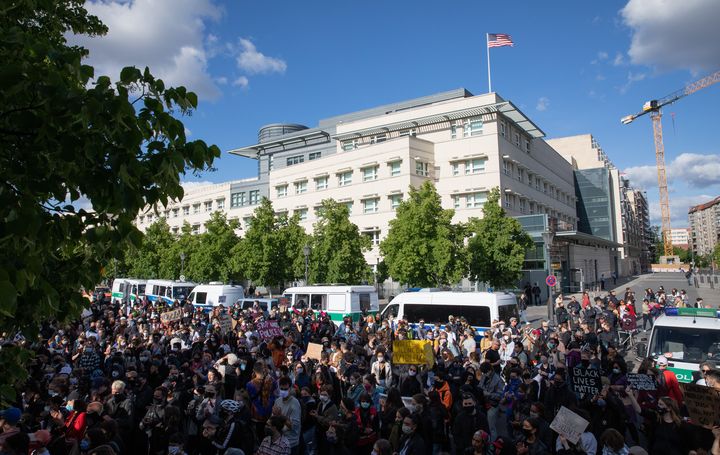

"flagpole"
[486,33,492,93]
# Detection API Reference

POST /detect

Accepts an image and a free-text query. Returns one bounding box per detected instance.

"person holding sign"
[554,408,597,455]
[648,397,692,455]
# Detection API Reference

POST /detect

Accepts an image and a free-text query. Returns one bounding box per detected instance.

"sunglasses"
[702,369,711,374]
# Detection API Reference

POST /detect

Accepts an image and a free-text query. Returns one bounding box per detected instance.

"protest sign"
[627,373,656,391]
[160,309,182,324]
[256,320,283,341]
[392,340,434,367]
[305,342,324,361]
[681,383,720,427]
[569,367,601,397]
[550,406,590,445]
[217,313,233,334]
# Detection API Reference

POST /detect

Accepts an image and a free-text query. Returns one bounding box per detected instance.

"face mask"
[327,433,337,443]
[547,343,555,349]
[319,395,330,403]
[463,404,474,411]
[168,446,182,455]
[612,368,621,374]
[402,425,413,435]
[279,390,289,399]
[154,397,163,404]
[529,411,539,418]
[522,428,533,438]
[361,402,371,409]
[658,407,668,414]
[408,370,417,376]
[65,404,74,412]
[240,363,247,371]
[596,399,606,407]
[377,357,384,363]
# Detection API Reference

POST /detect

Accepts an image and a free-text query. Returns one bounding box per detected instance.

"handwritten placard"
[681,383,720,427]
[569,367,601,397]
[627,373,656,391]
[256,320,283,341]
[160,309,182,324]
[217,313,232,334]
[550,406,589,445]
[392,340,434,368]
[305,343,324,361]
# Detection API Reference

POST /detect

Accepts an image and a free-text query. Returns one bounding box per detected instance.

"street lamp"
[541,230,555,324]
[303,244,311,284]
[180,252,185,279]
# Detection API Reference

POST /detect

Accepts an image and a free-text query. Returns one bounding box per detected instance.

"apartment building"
[689,196,720,256]
[670,228,691,249]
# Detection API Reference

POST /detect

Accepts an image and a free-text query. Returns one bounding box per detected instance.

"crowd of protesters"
[1,282,720,455]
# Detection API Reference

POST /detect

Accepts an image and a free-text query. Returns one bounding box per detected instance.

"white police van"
[637,307,720,383]
[188,282,245,311]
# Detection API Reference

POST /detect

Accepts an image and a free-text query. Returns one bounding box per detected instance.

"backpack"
[583,307,596,322]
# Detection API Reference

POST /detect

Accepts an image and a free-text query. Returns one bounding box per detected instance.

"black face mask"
[522,428,533,438]
[463,404,475,411]
[153,397,163,404]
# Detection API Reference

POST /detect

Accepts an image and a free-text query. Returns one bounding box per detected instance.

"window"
[147,214,153,222]
[465,158,487,174]
[342,139,358,151]
[183,206,190,216]
[295,208,308,221]
[216,199,225,210]
[164,210,170,218]
[499,120,506,137]
[517,168,524,182]
[192,223,200,234]
[529,203,535,215]
[389,194,402,210]
[268,155,274,171]
[276,185,288,198]
[243,217,252,228]
[466,192,488,208]
[363,198,379,214]
[230,192,246,208]
[451,122,458,139]
[452,195,461,209]
[503,161,512,176]
[370,133,386,144]
[389,161,401,177]
[294,180,307,194]
[286,155,304,166]
[524,139,531,153]
[398,128,416,137]
[463,117,483,137]
[403,303,491,328]
[172,226,179,234]
[535,177,541,191]
[363,230,381,246]
[519,199,526,213]
[172,208,179,218]
[543,182,548,194]
[139,215,144,224]
[362,166,378,182]
[504,193,513,209]
[338,171,353,186]
[309,151,321,161]
[315,176,328,190]
[513,132,521,147]
[359,294,372,313]
[193,203,200,214]
[248,190,260,205]
[194,292,207,304]
[344,202,353,215]
[415,161,429,177]
[204,201,212,212]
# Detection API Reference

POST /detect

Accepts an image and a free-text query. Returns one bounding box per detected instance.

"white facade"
[689,197,720,256]
[670,228,690,248]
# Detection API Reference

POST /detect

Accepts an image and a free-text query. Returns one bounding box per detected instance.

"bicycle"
[618,329,639,353]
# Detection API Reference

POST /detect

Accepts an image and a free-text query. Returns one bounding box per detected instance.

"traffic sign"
[179,274,186,282]
[545,275,557,287]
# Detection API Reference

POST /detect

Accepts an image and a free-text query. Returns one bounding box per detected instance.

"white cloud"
[648,194,715,227]
[232,76,249,88]
[618,71,646,94]
[215,76,228,85]
[236,38,287,74]
[536,96,550,112]
[591,51,608,64]
[621,0,720,72]
[596,74,606,81]
[612,52,625,66]
[71,0,223,100]
[623,153,720,189]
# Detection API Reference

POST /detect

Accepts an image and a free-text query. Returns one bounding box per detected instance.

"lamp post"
[180,252,185,279]
[541,230,555,324]
[303,244,311,285]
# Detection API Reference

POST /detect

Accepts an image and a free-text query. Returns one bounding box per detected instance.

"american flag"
[487,33,514,48]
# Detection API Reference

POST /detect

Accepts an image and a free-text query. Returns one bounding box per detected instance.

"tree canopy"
[0,0,219,401]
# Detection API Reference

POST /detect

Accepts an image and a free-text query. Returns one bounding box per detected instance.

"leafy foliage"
[310,199,371,284]
[230,198,309,288]
[0,0,219,402]
[466,187,534,289]
[185,212,240,282]
[380,181,466,287]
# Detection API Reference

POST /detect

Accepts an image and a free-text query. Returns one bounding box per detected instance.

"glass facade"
[574,168,615,242]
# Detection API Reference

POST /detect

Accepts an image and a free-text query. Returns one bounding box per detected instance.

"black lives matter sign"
[569,367,601,397]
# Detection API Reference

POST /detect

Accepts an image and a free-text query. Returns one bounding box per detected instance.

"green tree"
[0,0,219,401]
[186,212,240,282]
[310,199,371,284]
[125,219,175,278]
[713,244,720,269]
[380,181,466,287]
[466,187,534,289]
[160,222,200,280]
[230,198,309,288]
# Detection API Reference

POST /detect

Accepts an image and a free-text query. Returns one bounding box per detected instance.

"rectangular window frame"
[363,198,379,214]
[315,176,328,190]
[294,180,307,195]
[276,185,288,198]
[362,166,378,182]
[389,161,401,177]
[338,171,353,187]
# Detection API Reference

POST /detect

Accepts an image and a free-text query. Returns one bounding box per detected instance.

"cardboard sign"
[550,406,590,445]
[681,383,720,427]
[256,320,283,341]
[305,342,324,361]
[569,367,601,397]
[392,340,435,368]
[627,373,656,391]
[217,313,233,334]
[160,309,182,324]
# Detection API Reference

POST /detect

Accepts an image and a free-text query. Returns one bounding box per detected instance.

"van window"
[384,304,399,319]
[242,300,267,311]
[195,292,207,304]
[158,286,167,296]
[404,304,491,328]
[131,285,137,294]
[138,284,146,295]
[119,283,125,292]
[296,294,310,309]
[188,292,195,303]
[310,294,327,311]
[359,293,371,313]
[498,304,519,324]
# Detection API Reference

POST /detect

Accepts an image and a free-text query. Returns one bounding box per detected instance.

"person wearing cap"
[656,356,683,405]
[0,407,22,451]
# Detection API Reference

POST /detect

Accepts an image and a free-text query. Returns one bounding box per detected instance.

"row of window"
[502,160,574,208]
[285,151,322,167]
[230,190,261,208]
[138,198,227,224]
[502,192,574,225]
[451,158,487,176]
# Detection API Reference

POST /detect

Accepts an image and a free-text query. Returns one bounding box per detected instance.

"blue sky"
[73,0,720,227]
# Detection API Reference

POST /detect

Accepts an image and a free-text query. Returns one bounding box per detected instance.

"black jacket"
[451,409,489,454]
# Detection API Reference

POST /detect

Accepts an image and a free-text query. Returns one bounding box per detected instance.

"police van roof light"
[664,307,720,318]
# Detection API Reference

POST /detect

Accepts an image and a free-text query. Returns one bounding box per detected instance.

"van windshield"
[403,304,491,328]
[173,286,194,299]
[650,326,720,364]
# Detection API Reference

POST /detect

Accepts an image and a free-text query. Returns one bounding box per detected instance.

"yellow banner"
[392,340,435,367]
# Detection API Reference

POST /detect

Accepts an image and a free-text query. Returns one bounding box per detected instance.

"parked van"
[146,279,197,305]
[125,279,147,302]
[637,307,720,383]
[111,279,128,302]
[379,290,519,336]
[237,298,281,313]
[188,283,245,311]
[283,285,379,324]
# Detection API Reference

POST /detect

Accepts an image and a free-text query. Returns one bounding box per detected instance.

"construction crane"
[621,70,720,257]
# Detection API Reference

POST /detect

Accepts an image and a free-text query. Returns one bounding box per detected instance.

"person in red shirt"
[657,356,683,406]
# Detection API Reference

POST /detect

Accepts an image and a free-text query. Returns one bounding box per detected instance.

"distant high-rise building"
[688,197,720,256]
[669,228,691,250]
